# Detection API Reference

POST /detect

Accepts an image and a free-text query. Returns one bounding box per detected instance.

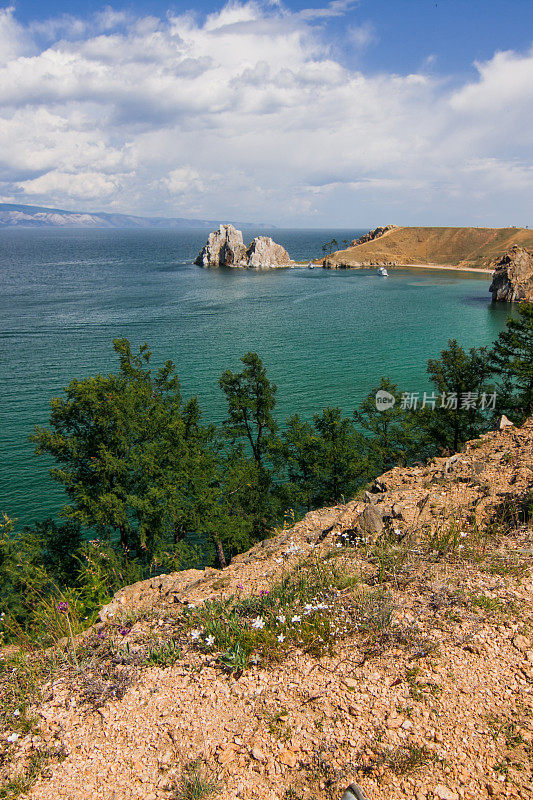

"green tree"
[311,407,365,505]
[354,377,423,472]
[219,352,278,468]
[422,339,494,452]
[32,339,210,558]
[277,414,320,511]
[491,303,533,421]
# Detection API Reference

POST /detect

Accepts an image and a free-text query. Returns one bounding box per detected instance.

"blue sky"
[1,0,532,225]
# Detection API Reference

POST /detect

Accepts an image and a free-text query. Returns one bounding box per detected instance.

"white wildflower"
[291,615,301,623]
[13,710,20,717]
[205,634,215,647]
[7,733,19,743]
[277,614,286,624]
[277,634,285,642]
[252,617,265,629]
[190,629,201,640]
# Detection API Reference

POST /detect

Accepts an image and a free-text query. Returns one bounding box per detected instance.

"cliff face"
[324,226,533,271]
[196,225,292,268]
[489,245,533,303]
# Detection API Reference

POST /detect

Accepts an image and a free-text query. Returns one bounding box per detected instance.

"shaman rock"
[196,225,292,268]
[245,236,291,268]
[195,224,247,267]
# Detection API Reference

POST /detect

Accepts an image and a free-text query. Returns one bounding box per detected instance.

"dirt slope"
[3,420,533,800]
[325,227,533,269]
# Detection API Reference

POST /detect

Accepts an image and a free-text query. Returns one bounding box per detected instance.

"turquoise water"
[0,228,510,527]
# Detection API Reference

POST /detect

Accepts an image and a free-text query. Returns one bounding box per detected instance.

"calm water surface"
[0,228,510,526]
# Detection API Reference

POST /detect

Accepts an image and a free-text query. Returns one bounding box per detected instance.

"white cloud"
[0,6,33,63]
[346,21,376,49]
[20,170,119,199]
[0,3,531,224]
[162,167,207,194]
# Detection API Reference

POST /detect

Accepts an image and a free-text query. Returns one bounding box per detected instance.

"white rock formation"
[195,225,292,268]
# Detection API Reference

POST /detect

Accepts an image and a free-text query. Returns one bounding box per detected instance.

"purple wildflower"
[57,602,69,614]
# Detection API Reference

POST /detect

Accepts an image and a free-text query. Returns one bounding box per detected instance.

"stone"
[340,784,370,800]
[195,225,291,268]
[246,236,291,268]
[251,746,266,763]
[278,749,297,768]
[489,246,533,303]
[512,634,531,652]
[433,786,459,800]
[499,415,514,429]
[357,504,384,539]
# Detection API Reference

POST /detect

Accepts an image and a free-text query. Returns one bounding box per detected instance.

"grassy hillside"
[326,226,533,268]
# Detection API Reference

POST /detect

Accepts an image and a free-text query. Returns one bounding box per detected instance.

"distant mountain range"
[0,203,245,229]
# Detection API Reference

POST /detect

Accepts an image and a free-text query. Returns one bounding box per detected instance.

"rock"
[278,749,297,768]
[340,784,370,800]
[251,746,266,763]
[357,504,384,540]
[245,236,291,268]
[433,786,458,800]
[350,225,397,247]
[195,224,247,267]
[512,634,531,652]
[489,245,533,303]
[499,415,514,429]
[386,713,404,729]
[195,225,291,268]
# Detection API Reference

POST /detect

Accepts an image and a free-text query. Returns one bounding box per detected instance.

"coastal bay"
[0,227,511,527]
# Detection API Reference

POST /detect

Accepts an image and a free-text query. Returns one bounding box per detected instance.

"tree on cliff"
[421,339,494,452]
[354,377,424,471]
[491,303,533,421]
[219,352,278,469]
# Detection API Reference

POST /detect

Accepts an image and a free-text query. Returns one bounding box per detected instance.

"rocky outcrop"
[489,245,533,303]
[196,225,292,268]
[245,236,291,267]
[350,225,397,247]
[195,224,247,267]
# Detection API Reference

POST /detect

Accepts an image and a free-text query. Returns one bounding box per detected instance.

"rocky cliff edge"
[7,418,533,800]
[489,246,533,303]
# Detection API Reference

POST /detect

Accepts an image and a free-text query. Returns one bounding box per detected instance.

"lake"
[0,227,510,527]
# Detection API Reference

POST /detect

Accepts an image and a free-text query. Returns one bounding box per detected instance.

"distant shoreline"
[310,260,493,274]
[394,262,493,275]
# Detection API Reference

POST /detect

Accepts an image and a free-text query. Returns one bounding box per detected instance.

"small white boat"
[377,266,389,277]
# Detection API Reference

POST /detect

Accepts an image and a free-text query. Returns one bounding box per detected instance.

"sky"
[1,0,532,226]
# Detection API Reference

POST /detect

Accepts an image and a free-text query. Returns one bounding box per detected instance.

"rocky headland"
[196,224,292,269]
[4,417,533,800]
[489,246,533,303]
[323,226,533,270]
[323,226,533,303]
